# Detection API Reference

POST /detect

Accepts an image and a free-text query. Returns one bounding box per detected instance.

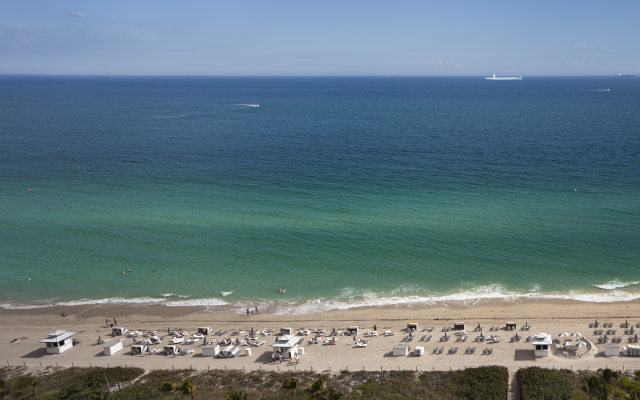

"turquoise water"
[0,76,639,313]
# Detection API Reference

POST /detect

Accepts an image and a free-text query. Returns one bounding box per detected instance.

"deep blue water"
[0,76,639,313]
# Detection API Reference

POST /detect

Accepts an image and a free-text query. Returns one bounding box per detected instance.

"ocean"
[0,76,638,314]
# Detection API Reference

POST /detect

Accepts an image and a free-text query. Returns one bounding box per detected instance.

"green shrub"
[518,367,574,400]
[107,385,159,400]
[449,366,509,400]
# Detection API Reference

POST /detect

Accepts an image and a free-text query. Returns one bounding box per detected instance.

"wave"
[235,104,260,107]
[593,279,639,290]
[3,284,640,313]
[220,291,233,297]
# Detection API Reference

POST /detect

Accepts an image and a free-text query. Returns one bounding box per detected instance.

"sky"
[1,0,638,75]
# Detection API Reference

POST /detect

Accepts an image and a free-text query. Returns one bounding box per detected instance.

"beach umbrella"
[571,332,582,338]
[578,342,587,348]
[560,332,570,337]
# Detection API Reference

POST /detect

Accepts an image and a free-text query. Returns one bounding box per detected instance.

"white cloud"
[566,59,585,67]
[70,12,86,18]
[574,42,595,50]
[428,58,443,66]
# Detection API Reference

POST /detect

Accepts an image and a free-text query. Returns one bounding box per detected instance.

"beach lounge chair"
[384,330,396,336]
[426,335,432,341]
[449,347,455,354]
[483,348,488,355]
[420,335,426,341]
[465,347,471,354]
[172,337,184,344]
[439,347,445,354]
[433,348,439,354]
[356,342,367,347]
[471,347,476,353]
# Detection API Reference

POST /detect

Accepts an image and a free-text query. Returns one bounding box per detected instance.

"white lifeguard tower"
[39,330,77,354]
[272,334,300,357]
[531,332,552,357]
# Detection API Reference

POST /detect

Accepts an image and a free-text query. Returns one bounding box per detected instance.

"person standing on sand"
[255,307,258,314]
[113,318,117,326]
[295,353,299,364]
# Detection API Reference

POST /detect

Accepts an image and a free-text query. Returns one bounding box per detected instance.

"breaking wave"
[593,280,640,290]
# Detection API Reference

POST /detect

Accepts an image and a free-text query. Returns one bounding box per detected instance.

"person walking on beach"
[246,308,250,316]
[374,324,377,331]
[113,318,117,326]
[295,352,299,364]
[255,307,258,314]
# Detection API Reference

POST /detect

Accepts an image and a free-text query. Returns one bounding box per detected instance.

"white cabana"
[347,326,359,335]
[531,332,552,357]
[202,344,220,357]
[414,346,424,356]
[272,334,300,355]
[219,345,240,358]
[198,327,212,335]
[407,323,419,332]
[39,330,77,354]
[103,339,124,356]
[164,344,180,355]
[453,322,465,331]
[112,327,129,336]
[131,344,148,355]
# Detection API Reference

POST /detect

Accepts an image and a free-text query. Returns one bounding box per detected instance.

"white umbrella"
[578,342,587,348]
[571,332,582,338]
[559,332,570,337]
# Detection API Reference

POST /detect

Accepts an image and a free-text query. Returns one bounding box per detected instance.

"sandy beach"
[3,298,640,374]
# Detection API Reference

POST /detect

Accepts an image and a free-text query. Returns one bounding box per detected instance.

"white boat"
[485,74,522,81]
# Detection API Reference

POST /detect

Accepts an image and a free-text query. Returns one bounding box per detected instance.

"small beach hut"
[604,344,620,357]
[164,344,180,355]
[112,327,129,336]
[219,345,240,358]
[39,330,77,354]
[280,327,293,335]
[531,333,552,357]
[103,339,124,356]
[347,326,359,335]
[506,322,516,331]
[198,327,212,335]
[131,344,147,355]
[393,344,410,357]
[454,322,465,331]
[202,344,220,357]
[414,346,424,356]
[407,323,419,332]
[272,334,300,355]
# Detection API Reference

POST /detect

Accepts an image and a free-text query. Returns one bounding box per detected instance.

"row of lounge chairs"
[624,329,636,335]
[420,327,435,332]
[419,335,433,341]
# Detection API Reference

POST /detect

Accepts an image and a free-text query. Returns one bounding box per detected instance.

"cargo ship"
[485,74,522,81]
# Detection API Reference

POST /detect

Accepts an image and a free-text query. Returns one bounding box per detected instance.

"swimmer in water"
[128,269,131,272]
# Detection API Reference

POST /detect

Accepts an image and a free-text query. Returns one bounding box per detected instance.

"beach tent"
[198,327,212,335]
[605,344,620,357]
[112,327,129,336]
[347,326,359,335]
[414,346,424,356]
[39,330,77,354]
[531,333,552,357]
[393,344,410,357]
[164,344,180,355]
[407,323,419,332]
[272,334,300,355]
[454,322,465,331]
[506,322,516,331]
[202,344,220,357]
[280,327,293,335]
[219,345,240,358]
[131,344,147,355]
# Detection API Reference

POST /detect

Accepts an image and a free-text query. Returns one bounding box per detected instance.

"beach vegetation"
[226,390,248,400]
[15,377,38,400]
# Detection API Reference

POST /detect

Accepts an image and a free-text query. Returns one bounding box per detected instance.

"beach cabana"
[280,327,293,335]
[202,344,220,357]
[407,323,419,332]
[39,330,77,354]
[347,326,359,335]
[604,344,619,357]
[164,344,180,355]
[103,339,124,356]
[454,322,465,331]
[531,333,552,357]
[506,322,516,331]
[272,334,300,356]
[219,345,240,358]
[131,344,147,355]
[414,346,424,356]
[198,327,212,335]
[112,327,129,336]
[393,344,410,357]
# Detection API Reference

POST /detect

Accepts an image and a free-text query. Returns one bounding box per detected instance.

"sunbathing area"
[2,299,640,373]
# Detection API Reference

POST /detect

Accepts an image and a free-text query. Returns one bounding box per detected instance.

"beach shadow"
[254,351,278,364]
[382,351,395,358]
[20,348,48,359]
[514,349,535,361]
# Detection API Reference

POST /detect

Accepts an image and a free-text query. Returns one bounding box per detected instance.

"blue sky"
[1,0,638,75]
